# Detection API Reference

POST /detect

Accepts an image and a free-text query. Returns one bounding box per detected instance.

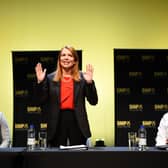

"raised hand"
[35,63,47,83]
[83,64,93,83]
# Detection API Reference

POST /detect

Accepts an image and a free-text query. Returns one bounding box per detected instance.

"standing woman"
[35,46,98,147]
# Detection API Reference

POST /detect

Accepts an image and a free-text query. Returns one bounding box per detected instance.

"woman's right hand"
[35,63,47,83]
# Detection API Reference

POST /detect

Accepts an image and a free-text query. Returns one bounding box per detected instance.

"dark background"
[114,49,168,146]
[12,50,82,147]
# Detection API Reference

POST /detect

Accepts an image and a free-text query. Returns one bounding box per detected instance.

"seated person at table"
[155,112,168,146]
[0,112,10,148]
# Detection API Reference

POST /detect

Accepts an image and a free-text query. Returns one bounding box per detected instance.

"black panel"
[114,49,168,146]
[12,50,82,147]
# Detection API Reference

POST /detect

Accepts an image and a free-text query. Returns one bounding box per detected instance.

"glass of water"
[128,132,137,150]
[38,130,47,150]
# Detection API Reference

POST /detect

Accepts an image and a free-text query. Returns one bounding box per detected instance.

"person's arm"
[34,63,49,104]
[35,62,47,84]
[155,113,168,146]
[85,80,98,105]
[82,64,98,105]
[0,113,10,148]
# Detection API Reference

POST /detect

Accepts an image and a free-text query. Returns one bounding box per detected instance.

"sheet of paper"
[59,144,88,150]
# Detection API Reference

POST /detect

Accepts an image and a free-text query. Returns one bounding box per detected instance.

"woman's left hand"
[83,64,93,83]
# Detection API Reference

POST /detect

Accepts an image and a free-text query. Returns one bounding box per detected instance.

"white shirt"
[155,112,168,146]
[0,112,10,148]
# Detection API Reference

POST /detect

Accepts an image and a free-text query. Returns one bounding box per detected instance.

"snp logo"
[116,88,130,95]
[154,104,168,111]
[117,121,131,128]
[142,121,156,128]
[15,123,28,130]
[27,106,42,113]
[129,104,143,111]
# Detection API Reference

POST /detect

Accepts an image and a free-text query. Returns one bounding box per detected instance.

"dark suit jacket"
[35,72,98,142]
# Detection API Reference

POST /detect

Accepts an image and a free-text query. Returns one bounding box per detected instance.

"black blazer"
[35,72,98,142]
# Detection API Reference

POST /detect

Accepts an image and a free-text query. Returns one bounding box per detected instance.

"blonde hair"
[53,46,80,81]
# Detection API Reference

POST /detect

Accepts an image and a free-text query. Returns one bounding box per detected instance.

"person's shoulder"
[79,71,84,79]
[47,71,56,80]
[0,112,3,121]
[162,112,168,120]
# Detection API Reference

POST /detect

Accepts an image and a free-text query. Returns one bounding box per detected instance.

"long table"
[0,147,167,168]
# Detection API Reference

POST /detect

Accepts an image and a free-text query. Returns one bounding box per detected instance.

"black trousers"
[49,109,86,147]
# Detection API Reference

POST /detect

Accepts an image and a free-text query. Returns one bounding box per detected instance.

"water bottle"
[138,125,147,151]
[27,124,36,150]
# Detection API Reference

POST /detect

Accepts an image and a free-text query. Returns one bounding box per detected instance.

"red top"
[60,77,74,110]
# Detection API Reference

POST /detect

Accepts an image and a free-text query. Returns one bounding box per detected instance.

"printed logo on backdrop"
[12,50,82,147]
[114,49,168,146]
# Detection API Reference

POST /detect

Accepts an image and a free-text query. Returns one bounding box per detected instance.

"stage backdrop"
[114,49,168,146]
[12,50,82,147]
